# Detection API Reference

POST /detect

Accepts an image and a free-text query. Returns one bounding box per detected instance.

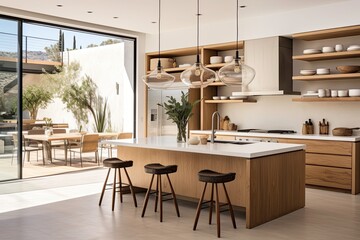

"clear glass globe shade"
[218,59,256,86]
[180,63,216,88]
[142,66,175,90]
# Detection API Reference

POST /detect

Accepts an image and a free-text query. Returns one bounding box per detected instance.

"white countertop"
[103,136,305,159]
[190,130,360,142]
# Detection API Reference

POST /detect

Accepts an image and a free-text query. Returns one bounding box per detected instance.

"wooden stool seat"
[142,163,180,222]
[194,169,237,238]
[103,158,133,168]
[144,163,177,175]
[198,169,235,183]
[99,157,137,211]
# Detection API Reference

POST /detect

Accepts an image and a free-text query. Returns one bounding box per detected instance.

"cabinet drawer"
[278,139,352,156]
[306,153,351,168]
[306,165,352,190]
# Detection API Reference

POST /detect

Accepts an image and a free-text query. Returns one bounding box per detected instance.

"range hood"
[235,36,299,96]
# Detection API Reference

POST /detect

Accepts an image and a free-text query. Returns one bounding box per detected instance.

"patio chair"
[22,134,45,164]
[11,133,18,165]
[69,133,99,167]
[51,128,67,161]
[100,132,132,161]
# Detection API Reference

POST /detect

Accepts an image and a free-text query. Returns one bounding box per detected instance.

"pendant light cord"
[196,0,200,63]
[157,0,161,67]
[236,0,239,59]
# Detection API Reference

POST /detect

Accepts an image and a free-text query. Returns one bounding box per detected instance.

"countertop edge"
[190,130,360,142]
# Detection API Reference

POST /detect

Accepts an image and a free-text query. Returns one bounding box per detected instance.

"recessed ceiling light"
[113,17,118,19]
[239,5,246,8]
[57,4,63,7]
[151,21,157,24]
[87,11,93,13]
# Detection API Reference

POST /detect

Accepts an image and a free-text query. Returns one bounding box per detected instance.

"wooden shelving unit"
[293,73,360,81]
[292,97,360,102]
[293,50,360,61]
[205,99,257,104]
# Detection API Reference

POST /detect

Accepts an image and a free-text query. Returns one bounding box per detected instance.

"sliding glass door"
[0,17,21,181]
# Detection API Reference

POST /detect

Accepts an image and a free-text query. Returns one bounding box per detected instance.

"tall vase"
[176,123,187,143]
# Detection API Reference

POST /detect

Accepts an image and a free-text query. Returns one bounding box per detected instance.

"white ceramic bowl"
[188,136,200,145]
[210,56,223,64]
[307,90,317,94]
[322,46,335,53]
[338,90,348,97]
[212,96,221,100]
[316,68,330,75]
[349,89,360,97]
[220,96,228,100]
[347,45,360,51]
[224,56,234,63]
[300,69,316,75]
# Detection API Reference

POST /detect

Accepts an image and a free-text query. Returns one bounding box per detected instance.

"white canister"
[318,89,326,98]
[224,56,234,63]
[331,90,338,97]
[335,44,343,52]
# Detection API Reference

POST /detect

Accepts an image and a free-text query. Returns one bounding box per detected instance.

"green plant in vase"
[158,91,200,143]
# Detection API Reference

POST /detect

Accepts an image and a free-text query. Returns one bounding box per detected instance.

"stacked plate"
[347,45,360,51]
[300,69,316,76]
[303,49,321,54]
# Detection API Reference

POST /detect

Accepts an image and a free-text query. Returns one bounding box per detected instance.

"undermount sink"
[208,139,255,145]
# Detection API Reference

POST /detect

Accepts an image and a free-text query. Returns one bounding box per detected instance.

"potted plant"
[158,91,200,143]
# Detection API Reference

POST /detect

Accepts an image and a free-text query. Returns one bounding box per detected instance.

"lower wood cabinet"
[278,139,360,194]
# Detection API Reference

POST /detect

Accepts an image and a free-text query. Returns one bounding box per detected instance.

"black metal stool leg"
[99,168,111,206]
[223,183,236,229]
[193,182,208,231]
[112,169,117,211]
[166,174,180,217]
[142,174,155,217]
[209,183,214,224]
[124,168,137,207]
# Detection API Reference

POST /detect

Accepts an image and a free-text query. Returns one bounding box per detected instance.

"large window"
[0,17,136,181]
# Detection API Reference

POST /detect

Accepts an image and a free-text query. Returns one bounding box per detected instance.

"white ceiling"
[0,0,350,34]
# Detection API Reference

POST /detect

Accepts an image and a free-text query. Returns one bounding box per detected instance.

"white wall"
[145,0,360,134]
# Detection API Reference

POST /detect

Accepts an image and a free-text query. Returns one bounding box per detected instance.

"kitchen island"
[104,136,305,229]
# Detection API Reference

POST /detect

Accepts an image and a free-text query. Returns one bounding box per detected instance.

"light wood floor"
[0,169,359,240]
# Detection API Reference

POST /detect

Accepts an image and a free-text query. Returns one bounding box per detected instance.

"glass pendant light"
[142,0,175,90]
[180,0,216,88]
[219,1,255,87]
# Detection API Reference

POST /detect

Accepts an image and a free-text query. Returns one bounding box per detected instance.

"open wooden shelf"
[293,73,360,81]
[208,81,226,86]
[205,63,226,69]
[205,99,257,104]
[147,67,188,74]
[293,50,360,61]
[292,25,360,41]
[293,97,360,102]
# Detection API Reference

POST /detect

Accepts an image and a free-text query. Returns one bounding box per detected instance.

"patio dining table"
[24,132,118,164]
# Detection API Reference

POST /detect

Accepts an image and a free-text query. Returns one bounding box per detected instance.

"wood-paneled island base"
[105,137,305,229]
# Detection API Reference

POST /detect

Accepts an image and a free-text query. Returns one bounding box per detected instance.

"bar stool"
[141,163,180,222]
[98,158,137,211]
[193,169,236,238]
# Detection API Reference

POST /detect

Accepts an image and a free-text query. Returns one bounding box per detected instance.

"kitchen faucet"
[211,111,220,143]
